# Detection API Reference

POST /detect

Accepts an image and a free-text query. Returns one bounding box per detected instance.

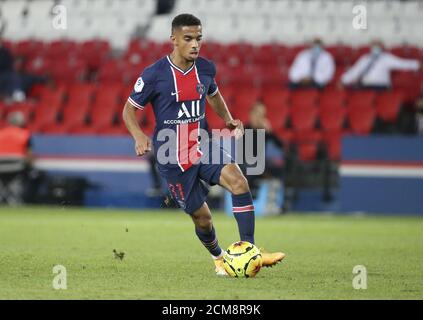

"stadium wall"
[31,135,423,215]
[340,135,423,215]
[32,135,160,208]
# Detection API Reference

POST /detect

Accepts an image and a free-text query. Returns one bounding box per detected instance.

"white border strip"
[34,158,149,173]
[208,86,219,97]
[340,165,423,178]
[194,65,203,99]
[127,97,144,110]
[170,66,179,102]
[166,55,195,75]
[176,124,185,172]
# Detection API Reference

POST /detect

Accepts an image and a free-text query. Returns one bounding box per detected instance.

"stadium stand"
[0,0,423,207]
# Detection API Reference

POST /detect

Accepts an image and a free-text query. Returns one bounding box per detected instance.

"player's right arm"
[122,68,156,156]
[122,101,151,156]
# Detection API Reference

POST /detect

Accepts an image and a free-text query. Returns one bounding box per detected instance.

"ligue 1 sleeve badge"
[134,77,144,93]
[196,83,205,95]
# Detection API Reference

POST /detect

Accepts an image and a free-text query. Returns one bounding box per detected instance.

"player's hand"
[226,119,244,140]
[134,132,152,156]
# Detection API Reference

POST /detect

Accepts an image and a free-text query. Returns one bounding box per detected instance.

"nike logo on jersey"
[171,91,181,96]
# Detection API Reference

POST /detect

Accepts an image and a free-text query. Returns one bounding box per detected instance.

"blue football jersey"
[127,55,219,173]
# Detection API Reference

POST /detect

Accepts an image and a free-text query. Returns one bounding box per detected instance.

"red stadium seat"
[61,106,89,128]
[262,88,290,110]
[206,103,226,129]
[0,102,5,122]
[274,128,294,148]
[89,106,117,132]
[327,65,348,89]
[254,45,279,66]
[30,103,61,133]
[291,89,319,108]
[97,125,128,136]
[89,84,123,130]
[79,40,111,70]
[392,71,422,103]
[290,105,318,131]
[293,130,322,162]
[268,105,290,131]
[65,83,96,112]
[59,84,95,128]
[347,91,376,108]
[39,85,66,108]
[40,123,70,135]
[25,55,51,76]
[3,102,36,122]
[319,106,346,131]
[68,125,98,135]
[375,91,404,123]
[390,46,420,59]
[225,66,258,87]
[257,66,289,87]
[27,84,47,100]
[232,87,262,120]
[97,60,126,83]
[14,40,44,59]
[322,131,342,161]
[319,89,347,109]
[347,106,376,135]
[49,59,87,84]
[326,45,354,65]
[94,83,123,108]
[231,107,250,124]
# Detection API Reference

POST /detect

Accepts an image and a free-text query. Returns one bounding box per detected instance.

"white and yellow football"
[223,241,262,278]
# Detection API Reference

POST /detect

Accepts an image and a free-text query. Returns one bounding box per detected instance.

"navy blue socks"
[232,192,255,244]
[195,226,223,258]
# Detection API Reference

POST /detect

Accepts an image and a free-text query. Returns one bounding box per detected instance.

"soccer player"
[122,14,285,275]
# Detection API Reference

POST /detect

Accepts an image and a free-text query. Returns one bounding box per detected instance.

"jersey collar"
[166,55,196,75]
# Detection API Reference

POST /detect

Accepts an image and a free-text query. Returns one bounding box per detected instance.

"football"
[223,241,262,278]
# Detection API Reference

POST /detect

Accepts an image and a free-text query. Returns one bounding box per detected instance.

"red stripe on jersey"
[177,122,203,171]
[170,65,202,102]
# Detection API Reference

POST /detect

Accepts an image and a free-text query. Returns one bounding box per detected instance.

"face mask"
[311,45,322,56]
[371,46,382,56]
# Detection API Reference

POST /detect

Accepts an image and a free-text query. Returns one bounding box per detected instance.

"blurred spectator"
[0,37,26,102]
[157,0,176,15]
[341,40,421,90]
[146,150,166,198]
[242,102,284,197]
[0,111,32,164]
[0,111,32,205]
[288,38,335,89]
[0,35,47,103]
[414,97,423,135]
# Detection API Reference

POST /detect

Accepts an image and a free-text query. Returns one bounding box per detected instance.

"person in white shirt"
[341,40,420,90]
[289,38,335,89]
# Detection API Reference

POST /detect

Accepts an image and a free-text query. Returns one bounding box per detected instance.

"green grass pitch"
[0,206,422,299]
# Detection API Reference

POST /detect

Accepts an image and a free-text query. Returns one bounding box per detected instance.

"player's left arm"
[206,91,244,136]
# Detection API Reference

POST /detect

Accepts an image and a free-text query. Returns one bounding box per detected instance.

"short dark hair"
[171,14,201,33]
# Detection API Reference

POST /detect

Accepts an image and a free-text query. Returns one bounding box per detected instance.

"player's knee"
[192,214,212,231]
[230,174,249,195]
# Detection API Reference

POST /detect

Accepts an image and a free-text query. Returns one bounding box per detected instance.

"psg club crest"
[196,83,205,95]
